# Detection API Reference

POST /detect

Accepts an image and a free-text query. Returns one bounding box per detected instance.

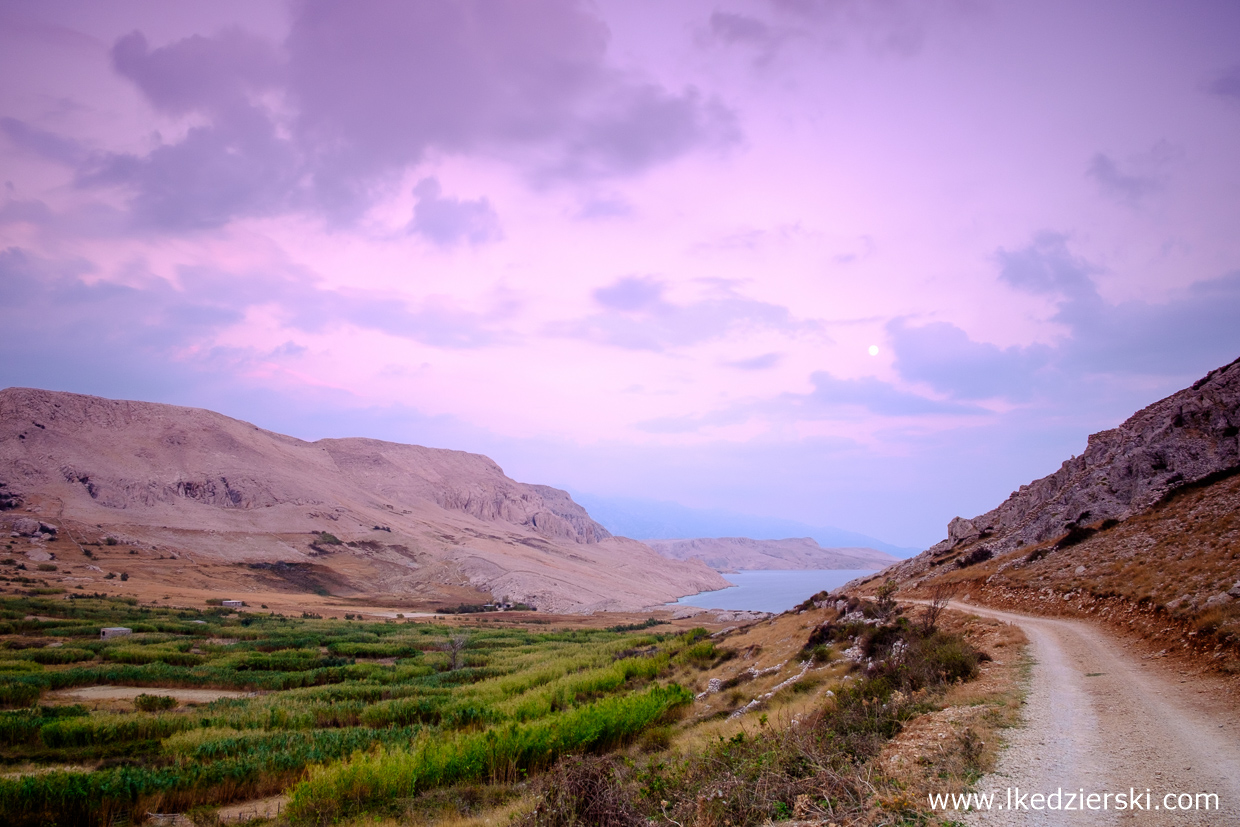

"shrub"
[0,683,41,708]
[526,755,639,826]
[19,648,94,665]
[36,564,57,572]
[134,694,177,712]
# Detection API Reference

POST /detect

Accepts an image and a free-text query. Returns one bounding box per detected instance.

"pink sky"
[2,0,1239,547]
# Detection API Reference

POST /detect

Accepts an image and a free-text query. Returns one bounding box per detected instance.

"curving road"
[941,600,1240,826]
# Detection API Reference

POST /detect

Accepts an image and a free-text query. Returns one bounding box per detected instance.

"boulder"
[947,517,980,545]
[11,517,39,536]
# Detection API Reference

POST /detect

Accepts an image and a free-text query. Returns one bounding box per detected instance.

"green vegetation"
[0,595,697,826]
[0,590,991,827]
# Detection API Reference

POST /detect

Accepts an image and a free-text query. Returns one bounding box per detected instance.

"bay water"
[672,569,875,614]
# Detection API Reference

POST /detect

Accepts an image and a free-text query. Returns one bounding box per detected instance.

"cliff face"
[0,388,721,612]
[899,357,1240,577]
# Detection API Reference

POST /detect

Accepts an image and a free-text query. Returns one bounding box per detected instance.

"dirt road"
[942,600,1240,825]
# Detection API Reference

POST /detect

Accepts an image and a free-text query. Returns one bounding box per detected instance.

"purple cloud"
[888,237,1240,404]
[888,319,1052,400]
[556,276,817,351]
[1207,64,1240,101]
[1087,153,1161,206]
[995,232,1101,301]
[0,117,86,166]
[111,28,281,116]
[80,106,299,231]
[41,1,741,231]
[0,247,515,356]
[593,275,666,312]
[409,178,502,247]
[711,12,776,45]
[724,352,783,370]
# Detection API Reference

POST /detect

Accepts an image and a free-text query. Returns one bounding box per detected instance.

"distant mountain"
[643,537,900,572]
[569,492,918,557]
[0,388,727,612]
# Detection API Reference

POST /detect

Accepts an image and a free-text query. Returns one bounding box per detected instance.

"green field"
[0,596,699,825]
[0,590,992,827]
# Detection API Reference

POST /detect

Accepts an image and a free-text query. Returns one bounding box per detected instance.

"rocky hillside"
[907,356,1240,572]
[861,358,1240,665]
[0,388,727,612]
[644,537,899,572]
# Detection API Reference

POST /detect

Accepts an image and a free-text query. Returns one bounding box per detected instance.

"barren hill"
[644,537,898,572]
[0,388,728,612]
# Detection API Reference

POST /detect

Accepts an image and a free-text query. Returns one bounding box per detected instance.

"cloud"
[710,11,776,45]
[753,0,965,57]
[60,2,741,230]
[1206,63,1240,101]
[408,178,502,246]
[111,28,282,116]
[552,84,739,180]
[995,232,1100,301]
[887,236,1240,407]
[0,117,86,165]
[552,276,819,351]
[0,247,515,359]
[724,352,782,370]
[704,11,790,65]
[796,371,983,416]
[593,275,666,312]
[888,319,1052,400]
[575,194,633,220]
[0,198,55,225]
[80,106,300,231]
[1086,152,1162,206]
[282,0,736,210]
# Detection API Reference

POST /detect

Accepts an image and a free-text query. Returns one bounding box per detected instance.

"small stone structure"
[221,600,244,609]
[101,627,132,640]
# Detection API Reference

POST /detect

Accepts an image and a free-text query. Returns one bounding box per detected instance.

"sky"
[1,0,1239,550]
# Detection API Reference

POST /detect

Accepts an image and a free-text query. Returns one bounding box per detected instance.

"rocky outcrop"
[914,357,1240,569]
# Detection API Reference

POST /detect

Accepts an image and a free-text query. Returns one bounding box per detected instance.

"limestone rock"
[11,517,40,536]
[919,357,1240,562]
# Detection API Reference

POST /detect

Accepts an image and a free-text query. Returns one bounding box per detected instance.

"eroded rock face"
[926,357,1240,561]
[0,388,611,546]
[0,386,706,612]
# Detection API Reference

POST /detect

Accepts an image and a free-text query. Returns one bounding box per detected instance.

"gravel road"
[946,601,1240,825]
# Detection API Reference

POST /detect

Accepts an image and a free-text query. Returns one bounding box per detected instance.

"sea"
[671,569,876,614]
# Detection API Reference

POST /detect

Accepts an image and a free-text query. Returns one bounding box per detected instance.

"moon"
[868,345,880,356]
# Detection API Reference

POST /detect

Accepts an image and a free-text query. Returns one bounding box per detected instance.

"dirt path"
[943,600,1240,825]
[49,686,251,703]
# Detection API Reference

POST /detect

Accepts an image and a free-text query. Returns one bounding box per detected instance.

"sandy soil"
[950,600,1240,825]
[48,686,251,703]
